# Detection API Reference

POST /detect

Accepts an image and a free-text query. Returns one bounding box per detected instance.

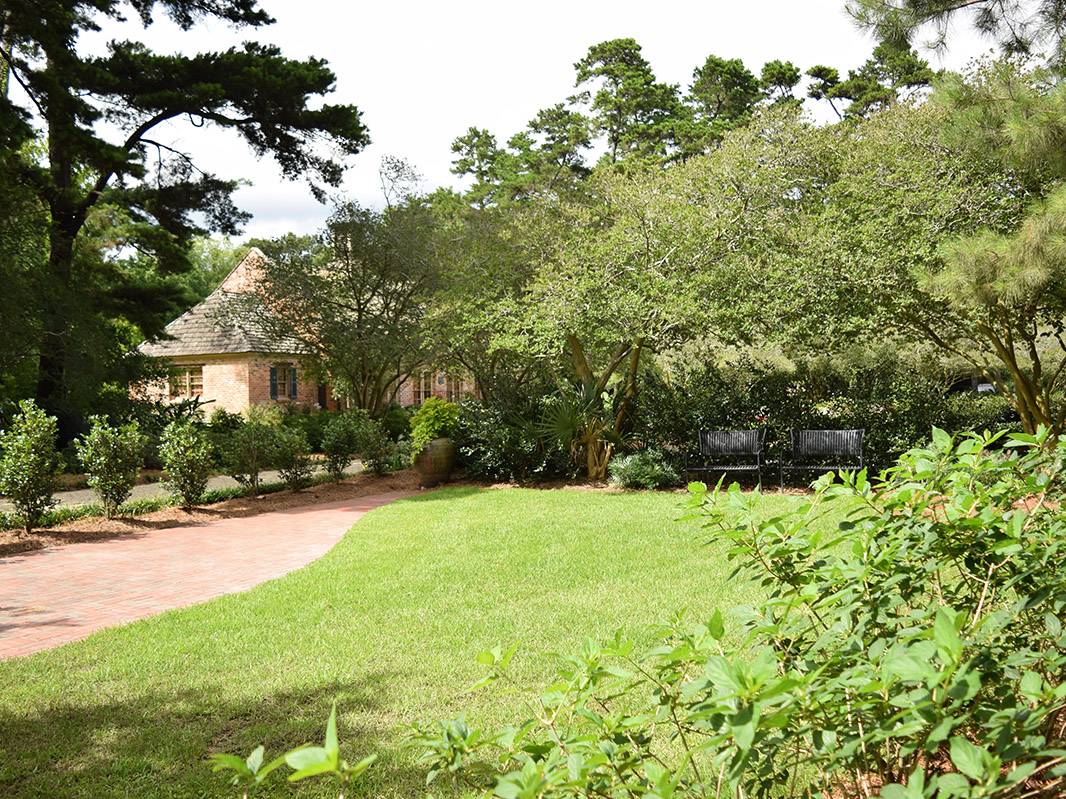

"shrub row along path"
[0,464,351,512]
[0,490,411,658]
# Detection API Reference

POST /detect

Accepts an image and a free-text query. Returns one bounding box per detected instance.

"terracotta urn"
[415,437,457,487]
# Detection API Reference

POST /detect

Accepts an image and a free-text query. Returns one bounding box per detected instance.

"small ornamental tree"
[0,400,61,534]
[362,419,410,475]
[159,420,215,509]
[220,406,283,496]
[321,411,370,481]
[275,427,314,491]
[75,416,146,519]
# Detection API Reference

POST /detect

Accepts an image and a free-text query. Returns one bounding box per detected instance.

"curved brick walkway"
[0,491,410,659]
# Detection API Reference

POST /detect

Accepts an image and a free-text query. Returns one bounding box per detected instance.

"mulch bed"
[0,470,423,558]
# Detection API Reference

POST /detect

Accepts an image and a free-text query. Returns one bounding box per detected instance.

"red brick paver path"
[0,491,410,658]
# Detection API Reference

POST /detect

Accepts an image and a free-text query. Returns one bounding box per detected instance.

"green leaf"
[255,754,287,784]
[1019,671,1043,700]
[285,746,336,781]
[324,702,339,757]
[933,607,963,664]
[245,745,264,775]
[931,427,952,451]
[208,753,251,776]
[345,753,377,779]
[879,786,908,799]
[707,608,725,641]
[935,772,971,796]
[949,736,986,780]
[728,705,758,751]
[883,648,936,683]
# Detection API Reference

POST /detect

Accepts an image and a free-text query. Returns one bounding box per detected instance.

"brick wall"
[218,248,268,294]
[203,358,251,414]
[142,353,336,415]
[246,355,331,410]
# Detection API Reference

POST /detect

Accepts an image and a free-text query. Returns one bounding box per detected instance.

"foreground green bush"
[74,416,146,518]
[159,419,215,508]
[414,429,1065,798]
[0,399,61,533]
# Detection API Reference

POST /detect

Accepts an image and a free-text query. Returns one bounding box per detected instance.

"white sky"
[69,0,995,239]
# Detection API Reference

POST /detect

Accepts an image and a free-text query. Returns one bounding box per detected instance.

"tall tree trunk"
[36,56,84,441]
[35,222,78,441]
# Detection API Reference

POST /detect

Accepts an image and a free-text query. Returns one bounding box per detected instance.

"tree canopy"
[849,0,1066,65]
[0,0,368,435]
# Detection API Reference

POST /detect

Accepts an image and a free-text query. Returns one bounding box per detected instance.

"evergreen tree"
[0,1,369,438]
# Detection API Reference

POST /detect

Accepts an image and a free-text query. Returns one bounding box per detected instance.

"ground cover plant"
[0,488,817,798]
[608,448,681,489]
[0,470,344,535]
[417,430,1066,798]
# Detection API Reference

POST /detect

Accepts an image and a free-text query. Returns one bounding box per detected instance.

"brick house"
[140,248,472,413]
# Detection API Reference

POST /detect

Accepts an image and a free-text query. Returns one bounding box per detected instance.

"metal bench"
[688,428,767,486]
[780,428,864,487]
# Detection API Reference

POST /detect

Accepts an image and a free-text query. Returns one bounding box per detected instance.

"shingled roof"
[139,248,305,358]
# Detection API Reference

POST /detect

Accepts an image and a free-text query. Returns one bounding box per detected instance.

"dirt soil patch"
[0,470,423,558]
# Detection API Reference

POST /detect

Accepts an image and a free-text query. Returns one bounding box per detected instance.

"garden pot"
[415,437,457,487]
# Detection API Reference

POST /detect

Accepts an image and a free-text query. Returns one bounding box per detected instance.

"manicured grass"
[0,487,819,798]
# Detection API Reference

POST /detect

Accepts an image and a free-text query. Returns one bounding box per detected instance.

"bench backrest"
[790,429,864,459]
[699,428,765,457]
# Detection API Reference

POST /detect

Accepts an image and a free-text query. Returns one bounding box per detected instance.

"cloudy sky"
[76,0,993,239]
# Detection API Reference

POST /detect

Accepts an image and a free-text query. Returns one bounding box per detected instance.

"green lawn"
[0,487,815,798]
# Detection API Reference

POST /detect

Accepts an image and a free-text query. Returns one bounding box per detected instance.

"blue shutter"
[290,366,298,399]
[269,366,278,399]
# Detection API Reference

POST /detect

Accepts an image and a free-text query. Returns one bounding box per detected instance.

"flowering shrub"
[413,429,1066,798]
[74,416,146,519]
[0,399,61,533]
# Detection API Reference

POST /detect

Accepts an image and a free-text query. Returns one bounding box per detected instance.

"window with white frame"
[445,375,462,402]
[413,371,433,404]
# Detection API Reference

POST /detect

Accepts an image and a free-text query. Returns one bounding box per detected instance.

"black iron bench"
[688,428,767,486]
[780,428,864,487]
